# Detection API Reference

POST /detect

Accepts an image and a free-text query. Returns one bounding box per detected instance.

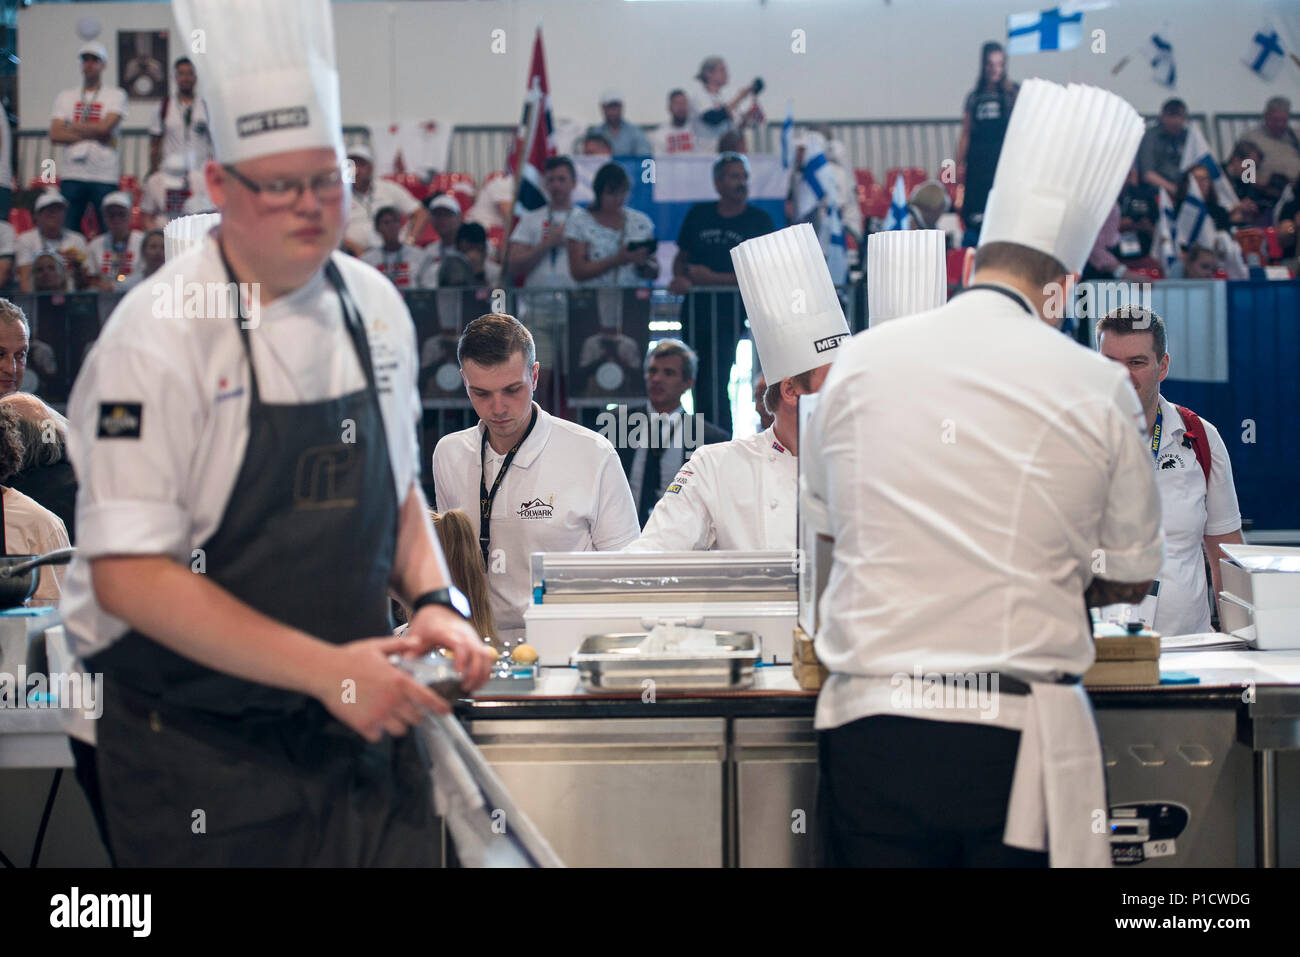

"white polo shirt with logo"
[86,230,146,282]
[51,86,128,185]
[432,404,640,641]
[1150,394,1242,637]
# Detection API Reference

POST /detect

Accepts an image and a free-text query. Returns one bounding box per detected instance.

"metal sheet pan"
[571,632,761,692]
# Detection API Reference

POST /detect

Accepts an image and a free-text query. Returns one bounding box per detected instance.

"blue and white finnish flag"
[794,136,848,285]
[781,102,794,171]
[1175,175,1212,250]
[884,173,910,231]
[1242,26,1287,81]
[1006,6,1085,55]
[1144,34,1176,87]
[1157,188,1178,273]
[1179,122,1238,209]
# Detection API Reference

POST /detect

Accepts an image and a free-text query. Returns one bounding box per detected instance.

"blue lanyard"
[1149,407,1163,461]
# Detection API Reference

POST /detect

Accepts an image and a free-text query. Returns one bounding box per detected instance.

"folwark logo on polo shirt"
[97,403,143,439]
[518,496,554,520]
[236,106,310,138]
[814,333,848,354]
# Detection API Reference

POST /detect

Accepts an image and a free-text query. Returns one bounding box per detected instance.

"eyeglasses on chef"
[222,164,346,210]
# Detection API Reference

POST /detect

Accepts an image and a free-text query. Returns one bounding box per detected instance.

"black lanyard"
[954,282,1034,315]
[479,406,539,569]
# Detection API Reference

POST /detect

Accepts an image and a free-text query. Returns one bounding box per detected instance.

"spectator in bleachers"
[509,156,577,289]
[669,152,774,434]
[48,42,126,236]
[1242,97,1300,204]
[1224,140,1266,206]
[1184,163,1260,231]
[342,144,429,256]
[581,131,615,156]
[437,222,498,289]
[956,41,1018,247]
[361,205,431,290]
[0,402,70,606]
[85,192,145,293]
[1116,166,1159,265]
[119,229,165,293]
[1084,203,1139,281]
[464,171,515,236]
[1274,174,1299,262]
[587,91,652,156]
[649,90,697,155]
[31,254,69,293]
[418,193,464,287]
[16,192,87,293]
[828,139,863,243]
[1178,242,1220,279]
[0,392,76,543]
[147,57,212,176]
[717,130,746,154]
[140,153,211,229]
[1137,98,1188,196]
[689,56,759,154]
[566,162,658,287]
[0,299,28,397]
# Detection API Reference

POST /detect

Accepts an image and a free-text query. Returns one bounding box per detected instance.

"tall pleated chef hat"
[866,229,947,327]
[978,79,1144,275]
[164,212,222,261]
[171,0,344,165]
[731,223,851,384]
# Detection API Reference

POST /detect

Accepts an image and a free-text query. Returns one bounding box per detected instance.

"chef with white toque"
[865,228,948,326]
[803,79,1164,867]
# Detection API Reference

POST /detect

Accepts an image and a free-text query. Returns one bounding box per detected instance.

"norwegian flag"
[506,26,557,224]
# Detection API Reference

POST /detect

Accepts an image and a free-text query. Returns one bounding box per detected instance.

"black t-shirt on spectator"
[676,202,775,274]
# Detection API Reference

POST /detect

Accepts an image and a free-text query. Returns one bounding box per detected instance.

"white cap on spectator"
[172,0,344,165]
[164,212,222,262]
[428,194,461,215]
[599,89,622,106]
[35,191,68,213]
[78,41,108,62]
[978,79,1144,275]
[346,143,372,163]
[866,229,947,327]
[101,191,134,211]
[161,153,189,190]
[731,223,850,384]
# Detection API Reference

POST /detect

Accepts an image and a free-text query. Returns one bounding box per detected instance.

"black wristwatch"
[410,586,471,620]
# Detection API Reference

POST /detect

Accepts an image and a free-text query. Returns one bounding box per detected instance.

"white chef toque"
[731,224,850,384]
[164,212,222,261]
[172,0,344,165]
[978,79,1144,275]
[866,229,948,326]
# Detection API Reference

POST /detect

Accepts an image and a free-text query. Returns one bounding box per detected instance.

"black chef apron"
[961,87,1013,228]
[87,258,437,867]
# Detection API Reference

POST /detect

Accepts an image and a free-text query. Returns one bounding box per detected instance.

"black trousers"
[817,715,1048,867]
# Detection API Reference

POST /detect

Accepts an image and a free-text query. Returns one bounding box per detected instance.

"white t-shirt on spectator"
[346,179,421,252]
[51,86,128,185]
[86,230,146,282]
[509,206,574,288]
[0,222,15,260]
[141,169,211,224]
[16,228,88,268]
[361,243,432,290]
[3,488,71,606]
[649,124,697,155]
[466,175,515,233]
[148,95,214,170]
[688,88,732,153]
[564,206,655,286]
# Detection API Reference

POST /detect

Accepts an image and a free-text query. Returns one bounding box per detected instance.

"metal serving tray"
[571,632,761,692]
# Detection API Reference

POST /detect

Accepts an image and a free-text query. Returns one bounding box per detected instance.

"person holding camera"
[690,56,762,153]
[565,162,659,286]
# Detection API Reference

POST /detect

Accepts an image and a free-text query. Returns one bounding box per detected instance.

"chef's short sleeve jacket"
[60,242,422,657]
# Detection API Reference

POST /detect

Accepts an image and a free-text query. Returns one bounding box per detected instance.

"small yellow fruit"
[511,644,539,665]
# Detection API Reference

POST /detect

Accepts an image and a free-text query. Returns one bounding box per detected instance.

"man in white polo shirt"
[48,41,127,235]
[16,191,88,292]
[433,314,639,643]
[147,56,213,174]
[85,191,145,292]
[1097,305,1244,636]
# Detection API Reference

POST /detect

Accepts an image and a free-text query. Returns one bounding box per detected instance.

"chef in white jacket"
[627,224,849,552]
[804,79,1164,868]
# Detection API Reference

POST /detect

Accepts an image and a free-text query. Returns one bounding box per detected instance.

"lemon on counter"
[511,644,539,665]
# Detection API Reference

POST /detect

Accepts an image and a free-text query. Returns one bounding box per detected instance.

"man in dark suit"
[617,339,728,528]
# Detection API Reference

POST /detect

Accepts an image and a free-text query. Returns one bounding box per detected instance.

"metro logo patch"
[666,483,683,494]
[97,402,143,439]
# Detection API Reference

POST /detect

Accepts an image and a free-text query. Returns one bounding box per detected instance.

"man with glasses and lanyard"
[148,57,213,176]
[60,0,491,866]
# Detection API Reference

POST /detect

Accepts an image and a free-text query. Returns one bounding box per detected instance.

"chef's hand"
[319,635,449,742]
[404,605,495,692]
